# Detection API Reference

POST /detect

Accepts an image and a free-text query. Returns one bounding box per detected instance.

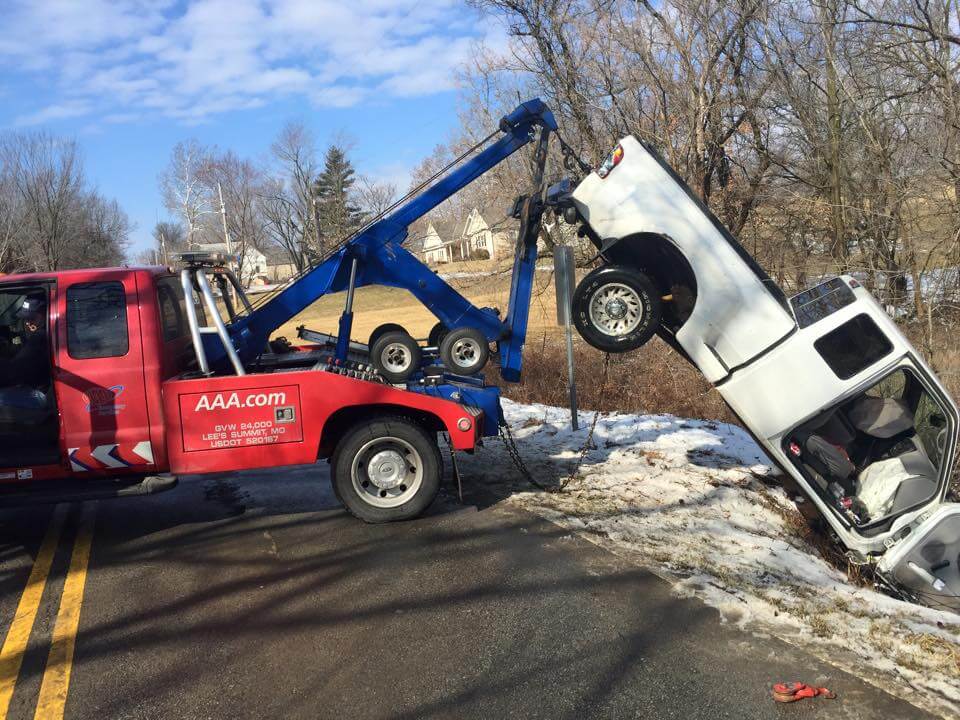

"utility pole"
[218,182,239,302]
[158,228,169,265]
[217,182,234,258]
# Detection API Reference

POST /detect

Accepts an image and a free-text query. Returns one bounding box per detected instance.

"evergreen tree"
[313,145,365,252]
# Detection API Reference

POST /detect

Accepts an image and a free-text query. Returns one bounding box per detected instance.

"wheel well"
[603,232,697,331]
[318,404,444,458]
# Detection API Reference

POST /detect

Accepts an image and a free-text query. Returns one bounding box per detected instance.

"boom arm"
[209,100,558,380]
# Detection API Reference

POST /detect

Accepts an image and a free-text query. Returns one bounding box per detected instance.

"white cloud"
[0,0,488,126]
[13,101,94,127]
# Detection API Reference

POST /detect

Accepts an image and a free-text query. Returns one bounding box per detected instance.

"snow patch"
[459,399,960,718]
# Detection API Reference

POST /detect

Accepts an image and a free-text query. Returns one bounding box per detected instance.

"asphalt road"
[0,464,938,719]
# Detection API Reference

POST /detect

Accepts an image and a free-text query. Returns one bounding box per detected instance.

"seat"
[796,409,857,493]
[0,386,51,425]
[848,396,914,439]
[856,444,937,519]
[847,396,938,521]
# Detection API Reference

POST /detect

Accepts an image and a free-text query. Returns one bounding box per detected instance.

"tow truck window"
[67,282,129,359]
[156,277,187,341]
[814,314,893,380]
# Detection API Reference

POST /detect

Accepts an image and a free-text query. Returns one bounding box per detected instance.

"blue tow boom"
[205,99,560,435]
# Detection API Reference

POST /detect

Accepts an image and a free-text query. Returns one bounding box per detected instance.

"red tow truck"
[0,265,482,521]
[0,100,559,522]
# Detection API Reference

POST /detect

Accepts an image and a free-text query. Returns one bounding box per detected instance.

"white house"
[422,224,450,264]
[421,208,509,265]
[197,243,267,285]
[460,207,505,259]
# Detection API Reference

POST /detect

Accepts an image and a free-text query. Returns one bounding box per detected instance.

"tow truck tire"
[439,327,489,376]
[370,331,421,384]
[427,322,448,348]
[368,323,406,349]
[572,265,660,353]
[332,417,442,523]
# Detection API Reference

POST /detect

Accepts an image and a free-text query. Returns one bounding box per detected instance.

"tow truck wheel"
[427,322,448,348]
[370,331,421,384]
[368,323,406,349]
[332,417,442,523]
[439,327,489,376]
[572,265,660,353]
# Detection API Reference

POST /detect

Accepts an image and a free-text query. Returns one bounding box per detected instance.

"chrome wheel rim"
[588,283,643,336]
[380,342,413,373]
[450,337,482,370]
[350,436,424,508]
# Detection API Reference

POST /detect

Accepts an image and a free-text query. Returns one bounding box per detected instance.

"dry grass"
[492,334,736,423]
[269,262,562,346]
[266,262,737,423]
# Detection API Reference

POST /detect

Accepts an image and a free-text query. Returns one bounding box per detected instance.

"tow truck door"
[54,274,156,475]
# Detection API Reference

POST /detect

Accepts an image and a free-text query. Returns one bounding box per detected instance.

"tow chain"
[499,353,611,493]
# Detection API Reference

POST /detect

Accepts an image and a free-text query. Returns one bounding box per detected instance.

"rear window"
[66,282,129,359]
[814,314,893,380]
[156,277,187,341]
[790,278,856,328]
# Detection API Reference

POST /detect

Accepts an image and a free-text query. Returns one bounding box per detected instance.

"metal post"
[218,181,239,306]
[196,270,246,376]
[554,245,578,430]
[336,257,359,361]
[180,269,210,375]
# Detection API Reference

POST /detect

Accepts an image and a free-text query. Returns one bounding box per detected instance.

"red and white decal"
[179,384,303,452]
[69,441,154,472]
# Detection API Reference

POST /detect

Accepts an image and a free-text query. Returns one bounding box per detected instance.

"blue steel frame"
[202,100,557,434]
[212,99,557,383]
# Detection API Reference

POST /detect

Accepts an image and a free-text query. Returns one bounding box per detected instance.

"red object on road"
[772,682,837,703]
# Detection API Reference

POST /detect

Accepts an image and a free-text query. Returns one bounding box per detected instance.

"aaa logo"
[84,385,125,413]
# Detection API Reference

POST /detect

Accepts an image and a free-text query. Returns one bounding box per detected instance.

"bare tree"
[151,220,187,264]
[206,150,269,284]
[159,140,214,248]
[0,131,128,272]
[356,175,399,218]
[260,178,308,273]
[270,121,320,257]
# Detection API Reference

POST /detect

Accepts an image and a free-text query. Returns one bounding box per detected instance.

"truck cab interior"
[786,367,950,532]
[0,284,60,467]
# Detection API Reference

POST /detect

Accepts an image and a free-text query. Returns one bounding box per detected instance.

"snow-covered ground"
[459,399,960,718]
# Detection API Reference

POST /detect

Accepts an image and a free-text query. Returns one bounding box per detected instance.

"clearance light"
[597,143,624,179]
[457,417,473,432]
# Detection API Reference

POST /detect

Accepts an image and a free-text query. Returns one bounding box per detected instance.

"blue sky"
[0,0,506,255]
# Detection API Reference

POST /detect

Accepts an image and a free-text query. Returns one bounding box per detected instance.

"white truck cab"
[569,136,960,612]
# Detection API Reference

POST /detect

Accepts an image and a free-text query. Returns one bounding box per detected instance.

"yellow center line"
[0,504,68,720]
[34,503,96,720]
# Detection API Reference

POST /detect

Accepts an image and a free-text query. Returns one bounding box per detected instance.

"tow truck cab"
[570,136,960,611]
[0,266,483,520]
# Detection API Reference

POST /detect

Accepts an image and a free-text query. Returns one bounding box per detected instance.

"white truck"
[567,137,960,612]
